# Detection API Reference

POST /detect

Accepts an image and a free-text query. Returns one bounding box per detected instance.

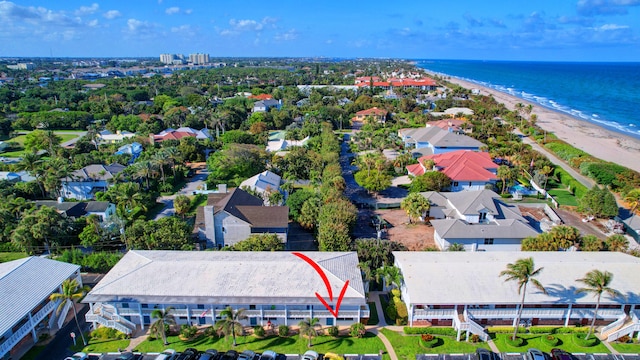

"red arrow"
[293,252,349,317]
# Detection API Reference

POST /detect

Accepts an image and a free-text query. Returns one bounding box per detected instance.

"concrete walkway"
[125,327,149,351]
[367,291,398,360]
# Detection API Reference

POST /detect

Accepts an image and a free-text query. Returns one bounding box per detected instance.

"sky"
[1,0,640,61]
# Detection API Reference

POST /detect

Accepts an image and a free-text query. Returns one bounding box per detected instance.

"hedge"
[528,326,562,334]
[553,168,588,199]
[542,335,559,347]
[545,142,590,162]
[487,326,527,334]
[573,332,599,347]
[419,334,439,348]
[506,336,525,347]
[555,327,589,334]
[404,327,458,336]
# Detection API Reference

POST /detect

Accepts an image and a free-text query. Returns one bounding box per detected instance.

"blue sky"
[1,0,639,61]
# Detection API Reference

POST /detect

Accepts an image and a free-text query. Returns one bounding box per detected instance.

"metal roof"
[394,251,640,306]
[0,257,80,336]
[83,251,366,306]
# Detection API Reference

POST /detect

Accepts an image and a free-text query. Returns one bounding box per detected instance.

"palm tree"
[624,189,640,213]
[500,257,547,340]
[377,265,404,291]
[497,165,513,194]
[575,270,623,340]
[215,306,247,346]
[298,317,322,347]
[401,192,431,224]
[16,152,45,197]
[49,278,90,346]
[150,306,176,345]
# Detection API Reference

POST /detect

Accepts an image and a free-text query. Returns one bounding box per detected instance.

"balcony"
[0,300,57,358]
[414,309,455,319]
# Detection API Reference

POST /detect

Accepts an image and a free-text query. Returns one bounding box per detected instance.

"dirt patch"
[375,209,436,251]
[518,206,549,222]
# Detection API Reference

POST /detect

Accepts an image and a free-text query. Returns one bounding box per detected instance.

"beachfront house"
[394,251,640,341]
[398,126,485,157]
[83,250,369,334]
[421,189,539,251]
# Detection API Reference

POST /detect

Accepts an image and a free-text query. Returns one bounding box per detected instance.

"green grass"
[547,189,578,206]
[492,333,609,353]
[77,338,131,353]
[610,340,640,353]
[20,345,47,360]
[134,332,385,355]
[367,302,379,325]
[381,328,489,359]
[0,252,28,263]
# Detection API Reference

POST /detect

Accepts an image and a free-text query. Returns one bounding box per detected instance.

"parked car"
[238,350,257,360]
[476,348,498,360]
[115,352,135,360]
[156,349,177,360]
[260,350,278,360]
[551,349,573,360]
[302,350,319,360]
[220,350,239,360]
[176,348,199,360]
[527,348,546,360]
[323,353,344,360]
[199,349,219,360]
[64,352,88,360]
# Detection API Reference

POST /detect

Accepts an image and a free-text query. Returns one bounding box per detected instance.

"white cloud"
[184,9,192,15]
[596,23,629,30]
[222,17,280,35]
[165,7,180,15]
[274,29,298,41]
[229,19,263,31]
[87,19,99,27]
[75,3,99,16]
[127,18,147,32]
[103,10,121,20]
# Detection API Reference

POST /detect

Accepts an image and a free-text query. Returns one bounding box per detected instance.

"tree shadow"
[545,284,586,303]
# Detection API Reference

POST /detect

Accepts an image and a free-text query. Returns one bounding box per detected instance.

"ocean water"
[416,60,640,139]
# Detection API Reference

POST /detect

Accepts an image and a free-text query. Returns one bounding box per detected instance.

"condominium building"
[189,53,210,65]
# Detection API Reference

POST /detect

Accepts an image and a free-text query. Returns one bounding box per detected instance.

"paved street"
[153,165,209,220]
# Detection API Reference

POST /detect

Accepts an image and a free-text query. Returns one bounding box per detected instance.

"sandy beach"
[431,74,640,174]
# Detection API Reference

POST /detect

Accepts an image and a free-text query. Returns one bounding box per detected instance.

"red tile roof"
[248,93,273,100]
[355,107,388,116]
[407,150,498,182]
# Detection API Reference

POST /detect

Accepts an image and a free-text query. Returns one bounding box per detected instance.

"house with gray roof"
[421,189,539,251]
[398,126,485,157]
[83,250,369,334]
[253,99,282,113]
[239,170,285,205]
[60,163,126,200]
[0,257,81,359]
[35,200,116,222]
[193,188,289,248]
[394,251,640,341]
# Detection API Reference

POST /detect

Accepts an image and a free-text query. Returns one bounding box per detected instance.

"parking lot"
[83,353,382,360]
[417,354,640,360]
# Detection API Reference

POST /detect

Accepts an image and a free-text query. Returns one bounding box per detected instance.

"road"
[153,166,210,220]
[35,304,90,360]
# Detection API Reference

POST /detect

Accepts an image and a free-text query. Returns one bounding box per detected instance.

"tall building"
[189,53,210,65]
[159,53,176,65]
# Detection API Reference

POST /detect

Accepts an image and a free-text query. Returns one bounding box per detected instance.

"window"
[122,303,129,308]
[479,212,487,221]
[484,238,494,245]
[197,304,205,309]
[453,182,459,187]
[249,305,256,310]
[141,304,148,309]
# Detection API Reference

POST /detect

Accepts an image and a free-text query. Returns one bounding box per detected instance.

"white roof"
[394,251,640,306]
[0,257,80,336]
[84,251,366,305]
[240,171,281,193]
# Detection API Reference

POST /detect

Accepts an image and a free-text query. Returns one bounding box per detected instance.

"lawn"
[1,132,79,157]
[492,333,609,353]
[133,332,385,355]
[547,189,578,206]
[367,302,379,325]
[380,328,489,359]
[610,340,640,353]
[0,252,28,263]
[77,338,131,353]
[20,345,46,360]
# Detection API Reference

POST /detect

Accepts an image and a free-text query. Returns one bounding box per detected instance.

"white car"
[64,352,87,360]
[156,349,177,360]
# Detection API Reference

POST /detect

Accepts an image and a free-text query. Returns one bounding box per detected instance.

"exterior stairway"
[601,312,640,342]
[85,304,136,335]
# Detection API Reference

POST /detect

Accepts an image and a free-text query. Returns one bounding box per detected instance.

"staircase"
[85,304,136,335]
[452,309,489,342]
[602,313,640,342]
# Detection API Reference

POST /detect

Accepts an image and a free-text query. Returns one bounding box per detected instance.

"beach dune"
[437,75,640,174]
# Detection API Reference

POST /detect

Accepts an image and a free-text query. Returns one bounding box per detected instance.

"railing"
[57,301,72,329]
[465,319,490,342]
[571,308,624,319]
[414,309,456,319]
[466,307,624,320]
[451,309,489,342]
[600,314,628,335]
[606,320,640,342]
[85,314,133,335]
[0,300,57,358]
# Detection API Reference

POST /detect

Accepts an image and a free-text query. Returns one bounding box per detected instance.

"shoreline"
[424,72,640,174]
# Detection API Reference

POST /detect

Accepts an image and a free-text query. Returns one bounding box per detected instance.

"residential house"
[394,251,640,341]
[266,136,310,155]
[398,126,485,157]
[352,107,388,124]
[0,257,82,359]
[193,188,289,248]
[426,119,472,134]
[239,170,284,205]
[83,250,368,335]
[252,99,282,113]
[421,189,539,251]
[617,213,640,242]
[0,171,20,183]
[248,94,273,101]
[60,163,126,200]
[97,130,136,144]
[35,200,116,222]
[406,150,498,191]
[151,127,212,143]
[114,142,143,163]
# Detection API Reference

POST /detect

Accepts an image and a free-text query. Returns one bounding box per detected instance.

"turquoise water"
[416,60,640,139]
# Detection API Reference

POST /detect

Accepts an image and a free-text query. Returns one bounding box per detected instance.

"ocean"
[415,60,640,140]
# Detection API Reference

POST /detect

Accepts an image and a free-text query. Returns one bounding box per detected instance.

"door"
[199,316,206,325]
[250,318,257,326]
[326,318,334,326]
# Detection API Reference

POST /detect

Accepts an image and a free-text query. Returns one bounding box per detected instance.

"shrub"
[528,326,561,334]
[403,327,458,336]
[204,326,218,338]
[90,327,127,340]
[542,335,559,346]
[278,324,289,337]
[38,333,50,342]
[327,325,339,337]
[253,325,265,337]
[573,332,599,347]
[487,326,526,334]
[419,334,439,348]
[385,302,397,321]
[391,289,401,298]
[394,298,409,320]
[180,324,198,340]
[555,327,588,334]
[395,317,408,326]
[469,334,480,343]
[617,335,632,343]
[350,322,366,338]
[505,336,525,347]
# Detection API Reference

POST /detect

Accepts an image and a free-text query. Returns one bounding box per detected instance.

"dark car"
[220,350,239,360]
[199,350,219,360]
[551,349,572,360]
[238,350,257,360]
[115,352,136,360]
[527,348,546,360]
[476,348,498,360]
[176,348,199,360]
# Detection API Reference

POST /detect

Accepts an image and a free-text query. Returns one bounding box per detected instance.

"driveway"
[153,165,209,220]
